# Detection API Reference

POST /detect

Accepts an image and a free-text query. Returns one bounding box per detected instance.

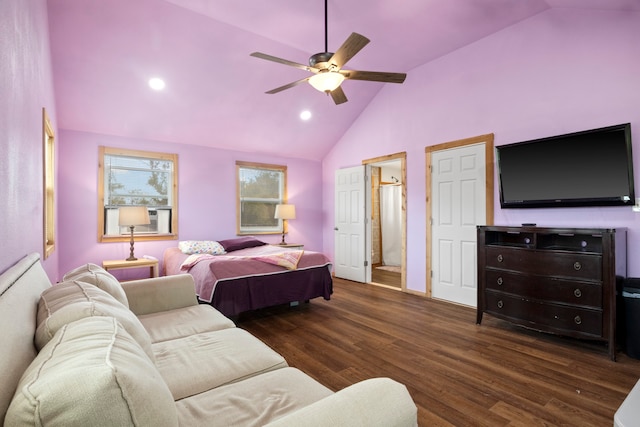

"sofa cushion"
[62,263,128,307]
[153,327,288,400]
[35,280,155,361]
[5,317,178,427]
[138,304,235,343]
[176,367,333,426]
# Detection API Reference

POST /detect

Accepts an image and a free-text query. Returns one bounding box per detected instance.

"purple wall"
[0,0,58,278]
[322,8,640,292]
[57,130,324,279]
[4,3,640,292]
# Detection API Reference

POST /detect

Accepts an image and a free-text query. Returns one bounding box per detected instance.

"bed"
[163,237,333,317]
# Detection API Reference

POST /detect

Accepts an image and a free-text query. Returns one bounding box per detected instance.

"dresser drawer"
[484,269,602,308]
[484,246,601,280]
[485,291,602,337]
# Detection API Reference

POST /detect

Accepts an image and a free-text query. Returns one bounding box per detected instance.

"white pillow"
[178,240,226,255]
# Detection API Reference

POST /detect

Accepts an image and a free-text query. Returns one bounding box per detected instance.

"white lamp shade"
[274,204,296,220]
[118,206,150,226]
[308,72,345,93]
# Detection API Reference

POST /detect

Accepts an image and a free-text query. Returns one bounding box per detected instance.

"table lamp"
[118,206,150,261]
[274,204,296,245]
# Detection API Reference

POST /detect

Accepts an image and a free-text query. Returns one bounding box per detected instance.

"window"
[98,146,178,242]
[43,108,55,259]
[236,161,287,234]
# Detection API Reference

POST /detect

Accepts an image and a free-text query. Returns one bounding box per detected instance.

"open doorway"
[363,153,406,291]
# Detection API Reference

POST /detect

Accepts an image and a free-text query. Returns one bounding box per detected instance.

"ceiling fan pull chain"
[324,0,328,53]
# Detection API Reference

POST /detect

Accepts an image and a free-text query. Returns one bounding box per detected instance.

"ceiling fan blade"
[329,33,370,69]
[265,77,311,94]
[250,52,317,73]
[330,86,348,105]
[341,70,407,84]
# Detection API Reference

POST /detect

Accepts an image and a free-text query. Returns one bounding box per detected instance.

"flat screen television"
[497,123,634,208]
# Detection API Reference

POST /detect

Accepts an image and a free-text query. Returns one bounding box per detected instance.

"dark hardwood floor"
[238,277,640,426]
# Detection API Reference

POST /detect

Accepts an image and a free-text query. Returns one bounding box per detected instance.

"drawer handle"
[497,277,503,286]
[574,316,582,325]
[573,262,582,271]
[574,289,582,298]
[497,254,504,263]
[497,300,504,309]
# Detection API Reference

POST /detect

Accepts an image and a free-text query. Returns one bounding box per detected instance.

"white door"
[431,143,486,306]
[334,165,369,282]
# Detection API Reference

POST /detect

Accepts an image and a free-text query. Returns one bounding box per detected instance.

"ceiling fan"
[250,0,407,105]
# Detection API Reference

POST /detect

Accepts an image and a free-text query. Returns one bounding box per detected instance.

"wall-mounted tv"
[497,123,634,208]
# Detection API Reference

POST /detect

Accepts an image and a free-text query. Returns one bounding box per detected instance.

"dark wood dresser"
[477,225,626,360]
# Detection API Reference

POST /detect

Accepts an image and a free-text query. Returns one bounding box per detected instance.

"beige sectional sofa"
[1,253,418,426]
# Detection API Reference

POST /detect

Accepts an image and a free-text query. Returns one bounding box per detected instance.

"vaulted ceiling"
[46,0,640,160]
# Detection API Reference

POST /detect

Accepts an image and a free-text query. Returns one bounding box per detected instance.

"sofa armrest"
[121,274,198,316]
[264,377,417,427]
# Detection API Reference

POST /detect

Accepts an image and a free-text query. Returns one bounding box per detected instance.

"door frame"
[425,135,494,298]
[363,152,407,291]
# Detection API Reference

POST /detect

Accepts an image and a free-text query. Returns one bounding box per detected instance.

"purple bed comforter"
[163,246,333,316]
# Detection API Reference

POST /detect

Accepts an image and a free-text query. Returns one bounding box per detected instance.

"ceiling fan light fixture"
[308,72,345,93]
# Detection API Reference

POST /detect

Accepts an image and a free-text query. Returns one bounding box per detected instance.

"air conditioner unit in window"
[134,210,157,233]
[105,207,171,236]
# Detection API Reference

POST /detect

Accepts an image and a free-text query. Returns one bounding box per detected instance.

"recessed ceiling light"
[300,110,312,121]
[148,77,166,91]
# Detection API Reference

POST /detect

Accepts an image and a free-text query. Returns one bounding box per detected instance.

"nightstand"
[102,258,159,278]
[276,243,304,249]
